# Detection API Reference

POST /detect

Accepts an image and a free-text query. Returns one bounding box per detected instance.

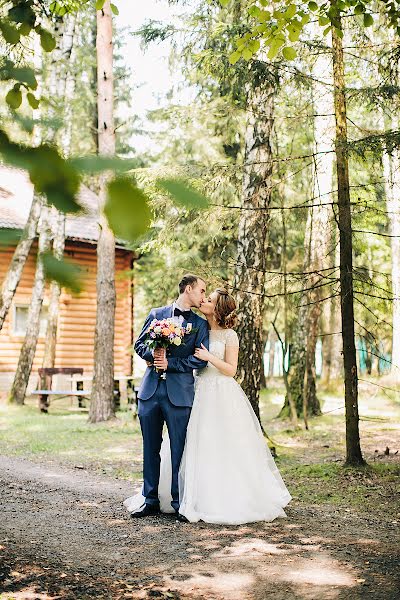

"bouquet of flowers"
[145,318,194,377]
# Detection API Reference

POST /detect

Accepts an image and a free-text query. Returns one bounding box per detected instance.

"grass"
[0,402,142,480]
[0,381,399,516]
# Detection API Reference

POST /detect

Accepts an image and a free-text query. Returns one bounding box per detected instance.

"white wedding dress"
[124,329,291,524]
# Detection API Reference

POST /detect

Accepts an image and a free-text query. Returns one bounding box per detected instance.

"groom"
[133,274,209,519]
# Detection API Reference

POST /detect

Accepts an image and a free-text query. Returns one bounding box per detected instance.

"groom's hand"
[154,355,168,370]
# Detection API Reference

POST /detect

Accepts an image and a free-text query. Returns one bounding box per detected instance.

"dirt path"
[0,455,399,600]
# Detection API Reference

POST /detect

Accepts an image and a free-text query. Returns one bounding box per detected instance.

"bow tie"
[174,307,191,320]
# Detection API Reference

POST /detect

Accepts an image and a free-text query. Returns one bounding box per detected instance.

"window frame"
[12,303,48,338]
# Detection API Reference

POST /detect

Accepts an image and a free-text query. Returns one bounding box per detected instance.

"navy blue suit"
[134,304,209,511]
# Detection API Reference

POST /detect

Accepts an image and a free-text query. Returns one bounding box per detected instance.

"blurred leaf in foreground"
[42,252,83,294]
[105,177,152,242]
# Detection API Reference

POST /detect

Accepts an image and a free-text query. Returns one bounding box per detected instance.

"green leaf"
[27,92,39,109]
[242,47,253,61]
[69,155,137,174]
[308,1,318,11]
[110,3,119,15]
[12,66,38,89]
[0,22,20,44]
[42,253,83,294]
[267,34,285,59]
[250,39,261,53]
[354,4,365,15]
[220,0,230,6]
[95,0,106,10]
[6,87,22,109]
[248,6,260,18]
[8,3,36,25]
[258,10,271,22]
[236,36,248,49]
[334,26,344,38]
[0,132,81,215]
[29,145,81,213]
[49,2,68,17]
[19,22,32,36]
[40,29,56,52]
[105,177,152,241]
[284,4,297,19]
[319,15,331,26]
[157,179,209,209]
[282,46,297,60]
[323,25,332,35]
[229,50,241,65]
[363,13,373,26]
[288,23,301,42]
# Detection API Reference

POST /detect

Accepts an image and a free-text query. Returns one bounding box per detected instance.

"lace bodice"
[197,328,239,379]
[209,328,239,358]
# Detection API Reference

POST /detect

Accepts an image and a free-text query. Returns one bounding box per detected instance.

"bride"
[125,289,291,525]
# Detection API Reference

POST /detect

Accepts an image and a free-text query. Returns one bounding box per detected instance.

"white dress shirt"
[171,301,192,325]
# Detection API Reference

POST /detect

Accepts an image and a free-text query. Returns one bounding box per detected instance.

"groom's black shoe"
[175,511,189,523]
[131,503,160,518]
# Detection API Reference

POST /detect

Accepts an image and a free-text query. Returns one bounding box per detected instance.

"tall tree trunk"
[331,14,364,466]
[43,17,67,145]
[9,209,51,404]
[305,45,335,412]
[42,209,66,369]
[58,13,77,155]
[305,299,322,414]
[42,14,75,368]
[233,70,275,421]
[91,17,99,153]
[382,119,400,375]
[323,231,342,382]
[282,33,334,418]
[89,1,116,423]
[282,218,310,417]
[0,194,42,332]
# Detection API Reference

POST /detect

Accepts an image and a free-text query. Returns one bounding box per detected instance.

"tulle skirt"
[124,373,291,524]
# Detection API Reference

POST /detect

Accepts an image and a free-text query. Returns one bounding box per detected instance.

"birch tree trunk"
[43,16,69,144]
[9,209,51,404]
[282,34,334,418]
[58,13,77,154]
[89,1,116,423]
[42,14,75,368]
[42,209,66,369]
[331,14,364,466]
[382,119,400,376]
[0,194,42,332]
[233,71,275,421]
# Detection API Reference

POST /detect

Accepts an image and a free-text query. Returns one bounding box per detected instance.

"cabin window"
[13,305,48,337]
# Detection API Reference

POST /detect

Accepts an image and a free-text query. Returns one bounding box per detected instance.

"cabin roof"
[0,165,123,246]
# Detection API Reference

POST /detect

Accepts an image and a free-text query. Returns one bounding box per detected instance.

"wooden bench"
[33,368,88,413]
[70,374,140,417]
[33,368,140,415]
[31,389,91,412]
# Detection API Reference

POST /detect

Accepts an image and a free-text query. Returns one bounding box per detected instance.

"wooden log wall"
[0,240,133,391]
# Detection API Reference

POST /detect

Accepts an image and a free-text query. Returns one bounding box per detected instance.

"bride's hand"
[194,343,210,361]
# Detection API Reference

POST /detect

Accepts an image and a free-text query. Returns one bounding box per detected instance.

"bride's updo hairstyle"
[214,288,237,329]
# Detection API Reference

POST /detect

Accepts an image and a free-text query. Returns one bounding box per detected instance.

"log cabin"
[0,166,135,393]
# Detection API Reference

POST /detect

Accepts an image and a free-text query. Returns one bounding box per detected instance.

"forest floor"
[0,380,399,600]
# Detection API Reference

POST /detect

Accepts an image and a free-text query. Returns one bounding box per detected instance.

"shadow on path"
[0,455,398,599]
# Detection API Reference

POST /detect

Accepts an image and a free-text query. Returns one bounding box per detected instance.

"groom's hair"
[179,273,204,294]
